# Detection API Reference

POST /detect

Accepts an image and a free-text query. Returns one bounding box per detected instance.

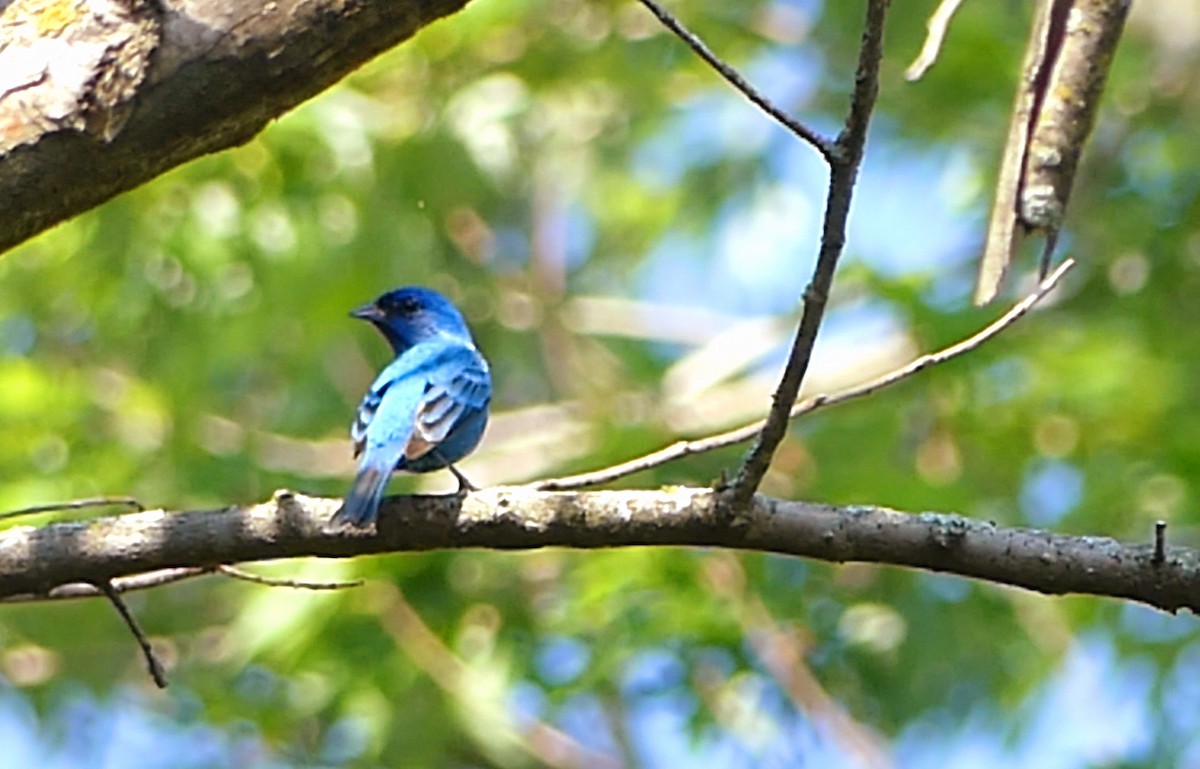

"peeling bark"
[0,0,471,253]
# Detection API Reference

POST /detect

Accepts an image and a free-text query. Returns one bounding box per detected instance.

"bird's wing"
[352,342,490,461]
[351,353,423,457]
[405,344,491,461]
[351,380,385,458]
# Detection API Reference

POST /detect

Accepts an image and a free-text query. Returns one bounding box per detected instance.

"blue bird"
[333,287,491,528]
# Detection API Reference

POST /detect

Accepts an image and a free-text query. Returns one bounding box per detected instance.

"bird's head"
[351,286,472,354]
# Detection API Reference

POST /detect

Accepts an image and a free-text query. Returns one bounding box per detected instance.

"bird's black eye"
[379,294,421,316]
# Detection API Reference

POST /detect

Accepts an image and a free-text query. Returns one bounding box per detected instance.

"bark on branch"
[0,0,472,254]
[2,487,1197,614]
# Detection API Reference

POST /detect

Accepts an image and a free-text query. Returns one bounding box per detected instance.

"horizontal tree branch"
[1,0,472,253]
[1,488,1197,614]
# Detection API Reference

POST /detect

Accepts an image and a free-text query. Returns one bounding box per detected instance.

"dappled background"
[1,0,1199,766]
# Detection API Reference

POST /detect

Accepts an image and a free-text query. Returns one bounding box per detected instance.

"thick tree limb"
[1,488,1197,614]
[0,0,471,254]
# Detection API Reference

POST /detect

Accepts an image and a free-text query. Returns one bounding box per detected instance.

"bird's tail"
[333,464,390,528]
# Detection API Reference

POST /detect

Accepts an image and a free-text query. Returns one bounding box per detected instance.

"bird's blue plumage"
[334,287,491,528]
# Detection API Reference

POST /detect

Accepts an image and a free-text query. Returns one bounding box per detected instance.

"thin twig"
[2,562,364,603]
[217,564,363,590]
[537,258,1073,491]
[636,0,835,161]
[905,0,967,81]
[0,496,144,521]
[95,580,168,688]
[1,567,214,603]
[728,0,890,510]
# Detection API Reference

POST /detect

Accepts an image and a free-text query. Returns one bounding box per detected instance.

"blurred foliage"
[1,0,1199,766]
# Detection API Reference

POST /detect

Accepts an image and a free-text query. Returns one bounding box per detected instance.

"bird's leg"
[427,447,478,496]
[447,463,478,495]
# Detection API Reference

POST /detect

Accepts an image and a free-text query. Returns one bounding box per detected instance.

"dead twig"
[0,496,143,521]
[636,0,835,161]
[728,0,892,510]
[95,580,168,688]
[216,564,363,590]
[905,0,967,81]
[538,209,1071,495]
[1,567,213,603]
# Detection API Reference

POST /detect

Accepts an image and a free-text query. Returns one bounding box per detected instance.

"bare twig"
[537,259,1073,491]
[905,0,967,81]
[728,0,891,510]
[636,0,835,161]
[2,567,214,603]
[95,580,168,688]
[0,496,144,521]
[216,564,363,590]
[1154,521,1167,565]
[3,562,363,602]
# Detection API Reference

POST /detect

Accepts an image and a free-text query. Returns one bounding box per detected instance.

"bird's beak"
[350,302,384,322]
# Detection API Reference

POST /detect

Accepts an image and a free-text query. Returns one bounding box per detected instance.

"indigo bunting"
[333,287,491,527]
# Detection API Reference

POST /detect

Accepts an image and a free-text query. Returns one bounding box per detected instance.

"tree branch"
[537,259,1074,491]
[0,561,360,603]
[905,0,967,81]
[0,496,144,520]
[730,0,891,507]
[1,566,212,602]
[215,564,362,590]
[0,0,473,254]
[95,579,169,688]
[635,0,834,161]
[1,487,1197,614]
